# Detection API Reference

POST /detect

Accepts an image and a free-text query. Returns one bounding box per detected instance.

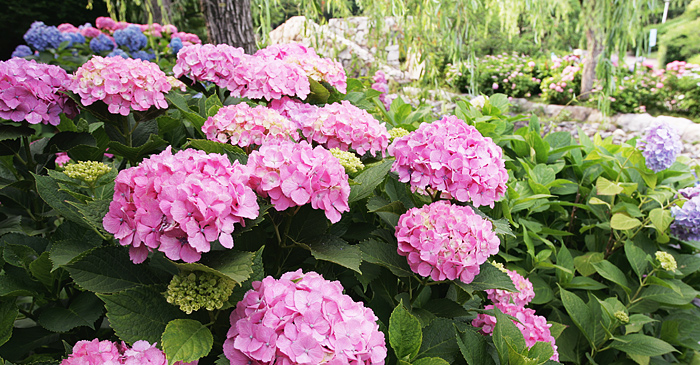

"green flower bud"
[655,251,677,271]
[330,148,364,174]
[490,261,507,273]
[388,127,409,142]
[63,161,112,183]
[165,271,235,314]
[614,311,629,323]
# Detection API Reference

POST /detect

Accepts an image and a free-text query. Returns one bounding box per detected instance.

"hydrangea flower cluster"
[61,338,197,365]
[679,185,700,200]
[23,21,63,51]
[102,147,259,263]
[255,43,347,93]
[638,121,682,172]
[470,95,488,109]
[63,161,112,183]
[371,70,391,110]
[114,25,148,52]
[171,32,201,45]
[203,103,299,148]
[70,56,175,115]
[131,50,155,61]
[89,33,116,53]
[223,270,387,365]
[245,140,350,223]
[169,37,184,55]
[655,251,677,271]
[330,148,365,174]
[55,152,71,167]
[472,303,559,361]
[388,115,508,207]
[108,49,129,59]
[165,271,235,314]
[671,194,700,242]
[301,101,390,157]
[62,32,86,47]
[388,127,409,142]
[268,96,319,128]
[173,44,310,101]
[485,267,535,306]
[395,201,500,283]
[11,45,33,58]
[0,58,77,125]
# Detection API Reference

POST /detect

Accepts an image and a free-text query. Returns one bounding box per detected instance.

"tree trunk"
[580,20,604,100]
[143,0,172,25]
[200,0,256,53]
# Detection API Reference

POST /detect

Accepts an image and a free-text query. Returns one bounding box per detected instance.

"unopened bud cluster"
[655,251,677,271]
[388,127,409,142]
[165,271,235,314]
[63,161,111,183]
[614,311,629,323]
[330,148,364,174]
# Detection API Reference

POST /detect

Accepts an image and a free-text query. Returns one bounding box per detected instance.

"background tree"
[200,0,256,53]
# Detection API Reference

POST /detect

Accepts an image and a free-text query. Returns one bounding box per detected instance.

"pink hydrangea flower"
[223,270,387,365]
[486,268,535,307]
[371,70,392,110]
[472,303,559,362]
[395,201,500,283]
[203,103,299,147]
[0,58,77,125]
[255,43,347,93]
[268,96,321,129]
[61,339,198,365]
[70,56,174,116]
[102,147,259,263]
[299,100,390,157]
[55,152,71,167]
[245,140,350,223]
[388,115,508,208]
[171,32,201,45]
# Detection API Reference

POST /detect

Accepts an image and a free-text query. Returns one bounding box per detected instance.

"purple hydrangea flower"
[107,49,129,59]
[671,196,700,241]
[89,34,115,53]
[169,37,183,55]
[638,121,682,172]
[23,21,63,51]
[62,32,85,47]
[11,45,32,58]
[113,25,147,52]
[131,50,155,61]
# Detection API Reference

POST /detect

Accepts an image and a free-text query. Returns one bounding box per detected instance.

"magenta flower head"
[102,147,259,263]
[388,115,508,208]
[0,58,77,125]
[203,103,300,148]
[61,339,198,365]
[395,201,500,284]
[485,268,535,307]
[173,44,248,89]
[472,303,559,362]
[223,269,387,365]
[303,100,390,157]
[70,56,175,116]
[245,140,350,223]
[255,43,347,93]
[637,121,682,172]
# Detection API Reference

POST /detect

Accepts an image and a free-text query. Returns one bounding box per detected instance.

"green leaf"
[3,244,38,270]
[592,260,630,292]
[625,243,649,279]
[98,286,187,345]
[309,235,362,274]
[562,276,608,290]
[307,77,331,104]
[638,279,698,305]
[358,238,412,277]
[29,252,54,287]
[37,292,103,332]
[389,302,422,360]
[183,139,247,156]
[610,334,677,356]
[493,306,526,364]
[66,246,164,293]
[0,300,18,347]
[558,286,594,346]
[528,341,555,364]
[33,173,86,226]
[166,93,207,130]
[417,318,460,362]
[49,234,103,272]
[413,358,450,365]
[649,208,673,232]
[625,314,657,334]
[610,213,642,230]
[348,159,393,203]
[0,124,34,141]
[573,252,604,276]
[161,319,213,365]
[175,250,254,285]
[455,262,517,293]
[556,245,574,284]
[456,326,496,365]
[107,134,168,164]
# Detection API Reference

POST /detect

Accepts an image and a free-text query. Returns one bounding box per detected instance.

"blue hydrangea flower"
[113,25,147,52]
[638,121,682,172]
[107,49,129,58]
[131,50,155,61]
[671,196,700,241]
[23,21,63,51]
[90,34,115,53]
[169,37,183,55]
[62,32,85,47]
[11,45,33,58]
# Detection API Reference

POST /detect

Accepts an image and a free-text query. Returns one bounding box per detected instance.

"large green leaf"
[413,358,450,365]
[610,334,677,356]
[165,93,207,131]
[183,139,247,156]
[573,252,604,277]
[592,260,630,292]
[161,319,213,365]
[638,280,698,305]
[98,286,187,345]
[455,263,517,293]
[66,246,164,293]
[558,286,595,346]
[417,318,460,363]
[493,306,526,364]
[596,176,623,196]
[624,243,649,279]
[37,292,103,332]
[33,173,86,226]
[456,326,496,365]
[348,159,393,203]
[389,302,422,360]
[309,235,362,274]
[610,213,642,230]
[0,300,18,347]
[175,250,254,285]
[358,238,412,277]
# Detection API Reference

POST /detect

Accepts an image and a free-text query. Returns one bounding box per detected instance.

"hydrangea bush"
[1,26,700,365]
